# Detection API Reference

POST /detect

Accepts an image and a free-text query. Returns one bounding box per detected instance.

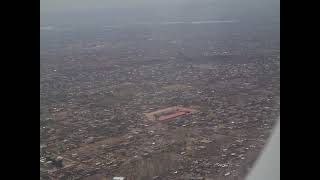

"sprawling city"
[41,1,279,179]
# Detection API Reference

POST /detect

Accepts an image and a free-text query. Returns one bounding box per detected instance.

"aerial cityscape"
[41,1,279,179]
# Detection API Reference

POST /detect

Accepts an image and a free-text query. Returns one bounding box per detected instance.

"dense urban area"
[41,2,279,179]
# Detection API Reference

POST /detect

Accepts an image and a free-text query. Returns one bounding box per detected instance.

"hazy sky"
[41,0,278,13]
[40,0,205,13]
[41,0,279,26]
